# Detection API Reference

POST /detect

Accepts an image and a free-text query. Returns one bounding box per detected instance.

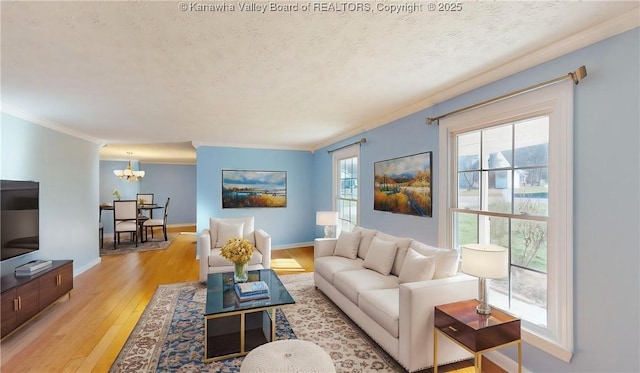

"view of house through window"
[438,81,572,359]
[333,147,359,232]
[455,117,549,327]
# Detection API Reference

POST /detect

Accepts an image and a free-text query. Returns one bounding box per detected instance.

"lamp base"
[323,225,331,239]
[476,303,492,315]
[476,277,492,315]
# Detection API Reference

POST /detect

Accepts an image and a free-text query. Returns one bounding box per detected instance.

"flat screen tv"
[1,180,40,261]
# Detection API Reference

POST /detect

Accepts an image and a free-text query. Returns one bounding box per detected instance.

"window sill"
[522,328,573,363]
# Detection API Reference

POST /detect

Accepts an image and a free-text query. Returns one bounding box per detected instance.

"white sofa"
[199,216,271,282]
[314,226,477,372]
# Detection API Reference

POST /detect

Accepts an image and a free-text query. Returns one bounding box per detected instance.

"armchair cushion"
[216,221,244,247]
[209,217,255,247]
[208,248,264,267]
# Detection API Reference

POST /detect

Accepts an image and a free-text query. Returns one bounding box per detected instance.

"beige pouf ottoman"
[240,339,335,373]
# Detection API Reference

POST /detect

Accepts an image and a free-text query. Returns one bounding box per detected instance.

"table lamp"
[316,211,338,238]
[461,243,509,315]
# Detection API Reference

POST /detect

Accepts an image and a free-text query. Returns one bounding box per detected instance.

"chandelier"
[113,152,145,183]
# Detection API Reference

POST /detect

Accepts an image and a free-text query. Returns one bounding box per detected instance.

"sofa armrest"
[199,228,212,282]
[255,229,271,269]
[314,238,337,259]
[398,273,478,371]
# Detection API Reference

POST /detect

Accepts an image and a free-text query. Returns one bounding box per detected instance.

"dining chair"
[143,197,170,242]
[99,206,104,249]
[113,200,139,249]
[136,193,155,218]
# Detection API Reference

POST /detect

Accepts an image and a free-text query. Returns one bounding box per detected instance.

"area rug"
[110,273,404,373]
[100,233,177,256]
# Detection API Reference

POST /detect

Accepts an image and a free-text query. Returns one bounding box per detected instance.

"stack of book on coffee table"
[234,280,270,302]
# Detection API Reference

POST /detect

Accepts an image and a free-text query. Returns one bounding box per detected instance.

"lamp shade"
[461,244,508,279]
[316,211,338,226]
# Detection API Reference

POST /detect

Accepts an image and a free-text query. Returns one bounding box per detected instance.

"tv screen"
[1,180,40,261]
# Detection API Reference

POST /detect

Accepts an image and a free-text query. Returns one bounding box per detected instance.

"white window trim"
[332,145,360,231]
[438,80,574,362]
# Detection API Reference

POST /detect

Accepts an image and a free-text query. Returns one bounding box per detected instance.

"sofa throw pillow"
[399,248,436,283]
[375,231,413,277]
[333,231,361,259]
[216,222,244,248]
[354,227,378,259]
[363,237,398,276]
[409,241,460,279]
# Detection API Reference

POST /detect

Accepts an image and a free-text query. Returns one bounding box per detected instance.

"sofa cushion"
[210,216,256,246]
[315,256,364,285]
[409,241,460,279]
[375,232,413,277]
[363,237,398,276]
[399,248,436,283]
[359,289,399,338]
[333,269,399,304]
[215,221,244,248]
[353,226,378,259]
[208,247,263,267]
[333,231,361,259]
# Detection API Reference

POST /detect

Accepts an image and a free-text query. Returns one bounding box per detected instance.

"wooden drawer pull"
[448,325,458,332]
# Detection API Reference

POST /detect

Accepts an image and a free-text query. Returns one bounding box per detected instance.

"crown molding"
[1,103,104,145]
[311,8,639,152]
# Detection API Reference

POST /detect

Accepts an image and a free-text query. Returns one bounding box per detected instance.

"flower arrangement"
[220,237,254,264]
[112,189,122,200]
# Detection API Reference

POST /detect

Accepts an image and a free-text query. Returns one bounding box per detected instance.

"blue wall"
[196,146,314,247]
[313,114,440,245]
[99,161,196,234]
[314,28,639,372]
[1,113,101,276]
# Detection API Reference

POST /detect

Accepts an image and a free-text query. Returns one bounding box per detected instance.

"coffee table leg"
[241,312,246,353]
[272,308,276,342]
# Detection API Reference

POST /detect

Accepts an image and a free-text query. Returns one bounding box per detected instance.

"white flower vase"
[234,262,248,283]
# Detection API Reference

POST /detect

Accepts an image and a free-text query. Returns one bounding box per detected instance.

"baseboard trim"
[74,257,102,277]
[484,350,531,373]
[272,241,314,250]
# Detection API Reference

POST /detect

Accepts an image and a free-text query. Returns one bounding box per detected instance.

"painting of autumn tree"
[374,152,432,217]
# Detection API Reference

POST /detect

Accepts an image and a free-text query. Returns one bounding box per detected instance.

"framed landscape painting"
[374,152,432,217]
[222,170,287,208]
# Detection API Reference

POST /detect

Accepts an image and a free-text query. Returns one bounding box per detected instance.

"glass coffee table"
[204,269,295,362]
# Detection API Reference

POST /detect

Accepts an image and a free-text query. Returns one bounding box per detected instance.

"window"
[333,146,359,232]
[438,81,574,362]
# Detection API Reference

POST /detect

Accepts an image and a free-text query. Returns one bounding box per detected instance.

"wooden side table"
[434,299,521,373]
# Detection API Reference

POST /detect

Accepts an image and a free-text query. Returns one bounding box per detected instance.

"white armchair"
[199,216,271,282]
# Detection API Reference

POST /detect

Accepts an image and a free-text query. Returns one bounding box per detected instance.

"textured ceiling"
[1,1,638,164]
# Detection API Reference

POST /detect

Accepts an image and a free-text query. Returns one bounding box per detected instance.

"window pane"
[482,125,512,170]
[487,216,509,248]
[511,218,547,272]
[515,117,549,168]
[457,171,479,209]
[338,199,357,231]
[485,170,512,213]
[454,212,477,248]
[514,168,549,216]
[490,267,547,327]
[458,132,480,171]
[337,155,358,231]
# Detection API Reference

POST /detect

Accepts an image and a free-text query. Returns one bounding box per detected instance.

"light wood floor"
[0,227,480,372]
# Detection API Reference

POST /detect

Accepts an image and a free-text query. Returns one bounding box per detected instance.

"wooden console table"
[434,299,521,373]
[1,260,73,339]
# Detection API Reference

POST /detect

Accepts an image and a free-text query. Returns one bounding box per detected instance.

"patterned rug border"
[100,234,177,256]
[111,272,406,373]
